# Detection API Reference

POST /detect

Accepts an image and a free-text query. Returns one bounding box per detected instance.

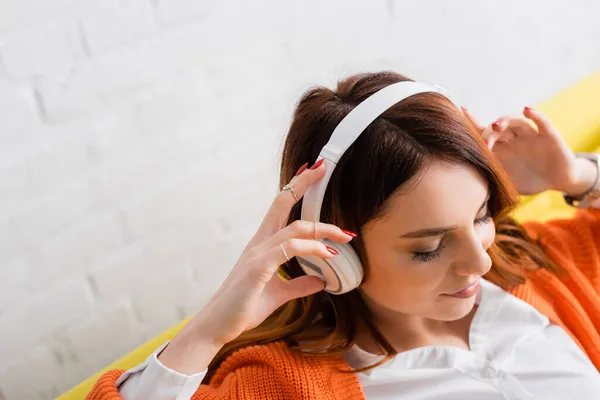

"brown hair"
[204,71,557,381]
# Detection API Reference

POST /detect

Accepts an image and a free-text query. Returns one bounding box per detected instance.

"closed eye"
[475,208,492,225]
[412,203,492,263]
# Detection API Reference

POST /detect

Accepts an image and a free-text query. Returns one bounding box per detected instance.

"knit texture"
[87,208,600,399]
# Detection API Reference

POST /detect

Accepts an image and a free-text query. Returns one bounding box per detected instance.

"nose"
[451,228,493,277]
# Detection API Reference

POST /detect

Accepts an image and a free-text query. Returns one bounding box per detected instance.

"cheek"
[360,255,446,310]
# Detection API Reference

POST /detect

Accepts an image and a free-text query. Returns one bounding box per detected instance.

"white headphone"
[297,81,462,294]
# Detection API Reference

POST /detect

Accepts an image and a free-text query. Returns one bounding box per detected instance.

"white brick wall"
[0,20,82,81]
[79,0,156,55]
[0,0,599,398]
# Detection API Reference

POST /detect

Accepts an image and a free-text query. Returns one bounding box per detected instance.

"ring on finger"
[280,243,290,262]
[282,182,298,202]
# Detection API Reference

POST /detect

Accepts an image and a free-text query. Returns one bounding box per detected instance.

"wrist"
[560,157,598,197]
[158,316,225,375]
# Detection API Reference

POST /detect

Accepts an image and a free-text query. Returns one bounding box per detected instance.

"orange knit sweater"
[87,208,600,400]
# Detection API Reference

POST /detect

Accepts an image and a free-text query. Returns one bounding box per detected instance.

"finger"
[258,238,334,281]
[482,125,499,142]
[481,117,511,147]
[485,131,519,151]
[264,220,355,250]
[487,134,498,150]
[268,238,339,268]
[483,115,538,151]
[270,275,326,304]
[495,115,539,136]
[246,236,338,283]
[254,158,327,240]
[522,106,559,137]
[461,106,485,131]
[481,125,513,149]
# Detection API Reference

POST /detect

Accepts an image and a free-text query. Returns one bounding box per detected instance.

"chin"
[432,295,478,322]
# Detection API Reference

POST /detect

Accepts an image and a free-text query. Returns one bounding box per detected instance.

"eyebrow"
[398,191,490,239]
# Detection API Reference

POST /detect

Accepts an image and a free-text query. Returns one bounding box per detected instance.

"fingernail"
[310,158,325,170]
[342,229,358,237]
[491,119,503,131]
[524,106,533,112]
[295,162,309,176]
[461,106,468,113]
[326,246,339,255]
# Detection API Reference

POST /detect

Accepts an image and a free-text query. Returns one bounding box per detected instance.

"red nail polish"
[342,229,358,237]
[295,162,308,176]
[326,246,339,255]
[310,158,325,170]
[491,119,503,130]
[524,106,532,112]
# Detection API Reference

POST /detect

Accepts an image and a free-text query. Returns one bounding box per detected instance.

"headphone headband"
[300,81,461,223]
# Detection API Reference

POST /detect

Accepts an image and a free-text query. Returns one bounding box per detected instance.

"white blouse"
[117,279,600,399]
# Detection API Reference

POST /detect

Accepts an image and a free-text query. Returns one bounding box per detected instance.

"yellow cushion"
[58,70,600,399]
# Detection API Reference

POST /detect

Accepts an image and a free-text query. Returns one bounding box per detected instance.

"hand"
[158,160,355,373]
[463,106,579,196]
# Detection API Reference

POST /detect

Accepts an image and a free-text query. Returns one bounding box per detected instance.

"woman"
[88,72,600,400]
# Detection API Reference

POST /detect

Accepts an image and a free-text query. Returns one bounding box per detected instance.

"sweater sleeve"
[88,369,250,400]
[117,341,206,400]
[523,207,600,292]
[85,342,349,400]
[86,344,263,400]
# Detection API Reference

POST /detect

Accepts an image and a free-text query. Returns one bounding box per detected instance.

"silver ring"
[282,183,298,201]
[314,221,318,240]
[280,243,290,261]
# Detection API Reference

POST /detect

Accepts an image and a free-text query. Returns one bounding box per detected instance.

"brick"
[130,261,204,338]
[85,110,141,162]
[187,238,244,311]
[1,129,99,220]
[34,23,203,122]
[114,133,273,242]
[0,78,40,138]
[153,0,215,26]
[35,213,126,286]
[0,256,32,315]
[121,170,217,239]
[0,20,82,81]
[89,221,215,302]
[0,0,79,31]
[80,0,156,55]
[212,169,275,240]
[134,71,215,134]
[25,134,93,190]
[0,159,30,202]
[0,162,34,230]
[0,279,95,365]
[87,140,183,212]
[11,179,100,245]
[0,341,65,400]
[55,301,144,390]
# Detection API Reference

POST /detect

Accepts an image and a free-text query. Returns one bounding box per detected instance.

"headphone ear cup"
[333,241,364,287]
[297,239,363,294]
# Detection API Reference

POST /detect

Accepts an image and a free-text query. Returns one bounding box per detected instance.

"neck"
[354,295,477,355]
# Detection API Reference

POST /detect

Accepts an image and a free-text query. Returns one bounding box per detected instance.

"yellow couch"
[59,70,600,399]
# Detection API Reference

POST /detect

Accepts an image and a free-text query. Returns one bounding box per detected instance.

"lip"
[442,278,481,299]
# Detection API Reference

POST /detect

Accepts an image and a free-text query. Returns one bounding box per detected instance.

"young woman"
[88,72,600,400]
